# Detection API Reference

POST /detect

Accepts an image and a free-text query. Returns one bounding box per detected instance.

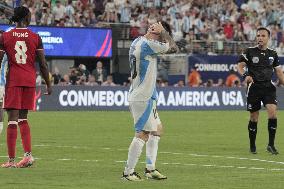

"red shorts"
[4,87,35,110]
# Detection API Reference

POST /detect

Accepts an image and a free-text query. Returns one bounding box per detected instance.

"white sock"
[146,135,160,170]
[0,122,3,134]
[124,137,145,175]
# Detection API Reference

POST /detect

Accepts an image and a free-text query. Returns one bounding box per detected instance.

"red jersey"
[0,28,43,87]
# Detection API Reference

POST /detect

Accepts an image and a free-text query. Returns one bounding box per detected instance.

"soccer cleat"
[16,155,35,168]
[122,172,143,181]
[1,159,16,168]
[250,146,257,154]
[267,145,279,155]
[144,169,167,180]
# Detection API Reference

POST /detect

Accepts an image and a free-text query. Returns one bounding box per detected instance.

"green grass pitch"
[0,111,284,189]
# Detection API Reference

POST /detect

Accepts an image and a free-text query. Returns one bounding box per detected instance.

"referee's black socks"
[248,121,257,148]
[268,119,277,147]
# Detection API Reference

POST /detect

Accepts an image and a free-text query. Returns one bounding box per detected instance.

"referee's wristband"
[242,72,249,79]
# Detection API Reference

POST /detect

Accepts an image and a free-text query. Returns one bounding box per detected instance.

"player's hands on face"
[155,22,165,34]
[44,85,52,95]
[150,22,165,34]
[245,76,254,84]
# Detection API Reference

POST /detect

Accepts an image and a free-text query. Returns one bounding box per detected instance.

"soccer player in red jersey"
[0,6,52,168]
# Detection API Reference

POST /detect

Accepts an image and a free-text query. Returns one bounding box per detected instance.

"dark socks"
[248,121,257,148]
[268,119,277,147]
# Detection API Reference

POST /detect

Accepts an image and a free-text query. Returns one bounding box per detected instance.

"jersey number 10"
[15,41,27,64]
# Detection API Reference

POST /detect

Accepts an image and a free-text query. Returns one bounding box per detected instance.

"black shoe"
[250,146,257,154]
[266,145,279,155]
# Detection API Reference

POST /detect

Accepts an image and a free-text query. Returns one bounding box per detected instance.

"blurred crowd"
[1,0,284,87]
[38,61,122,87]
[42,61,245,88]
[1,0,284,54]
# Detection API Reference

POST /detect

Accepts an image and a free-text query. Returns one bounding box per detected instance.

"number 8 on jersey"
[15,41,27,64]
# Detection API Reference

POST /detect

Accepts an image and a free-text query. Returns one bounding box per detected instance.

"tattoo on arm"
[160,30,178,53]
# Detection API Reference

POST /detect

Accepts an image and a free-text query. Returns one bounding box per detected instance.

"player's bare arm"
[160,30,178,53]
[153,22,178,53]
[237,61,254,83]
[275,66,284,85]
[37,49,52,95]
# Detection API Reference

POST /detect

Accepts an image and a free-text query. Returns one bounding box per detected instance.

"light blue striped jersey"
[128,36,169,102]
[0,54,8,86]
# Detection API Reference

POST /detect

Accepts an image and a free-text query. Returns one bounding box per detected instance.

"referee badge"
[269,57,274,65]
[248,104,252,110]
[252,57,259,63]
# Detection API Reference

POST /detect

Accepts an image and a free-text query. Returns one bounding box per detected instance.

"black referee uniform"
[238,46,280,112]
[238,46,280,154]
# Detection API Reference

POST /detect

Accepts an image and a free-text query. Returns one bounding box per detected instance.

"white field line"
[249,167,266,170]
[34,144,51,147]
[219,165,234,168]
[236,167,247,169]
[82,160,99,162]
[160,151,284,166]
[91,148,284,166]
[30,144,284,166]
[114,161,284,172]
[33,144,90,149]
[0,155,41,160]
[0,154,283,172]
[57,159,74,161]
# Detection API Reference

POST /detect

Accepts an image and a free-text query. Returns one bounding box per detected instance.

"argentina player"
[0,52,7,134]
[122,22,178,181]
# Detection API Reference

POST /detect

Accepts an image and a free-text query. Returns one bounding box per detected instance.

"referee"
[237,27,284,155]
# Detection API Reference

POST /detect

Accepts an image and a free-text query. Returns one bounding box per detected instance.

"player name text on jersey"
[13,31,29,38]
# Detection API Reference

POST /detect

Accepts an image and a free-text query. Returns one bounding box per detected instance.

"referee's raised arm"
[237,49,253,84]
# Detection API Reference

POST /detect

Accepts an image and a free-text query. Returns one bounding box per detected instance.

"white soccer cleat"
[144,169,167,180]
[121,172,143,181]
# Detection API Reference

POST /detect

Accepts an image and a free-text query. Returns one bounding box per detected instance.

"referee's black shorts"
[246,82,277,112]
